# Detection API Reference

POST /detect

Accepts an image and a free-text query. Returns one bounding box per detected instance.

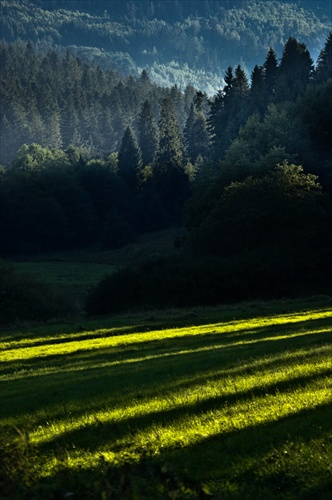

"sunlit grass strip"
[29,348,332,446]
[2,309,332,363]
[37,377,332,476]
[2,341,330,385]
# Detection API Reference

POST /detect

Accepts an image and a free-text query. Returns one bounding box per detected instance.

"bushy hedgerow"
[85,245,332,316]
[0,260,74,324]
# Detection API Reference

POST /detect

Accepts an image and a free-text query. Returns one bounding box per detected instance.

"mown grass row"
[1,300,332,498]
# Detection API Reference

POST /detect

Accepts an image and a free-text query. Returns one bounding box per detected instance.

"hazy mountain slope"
[0,0,331,92]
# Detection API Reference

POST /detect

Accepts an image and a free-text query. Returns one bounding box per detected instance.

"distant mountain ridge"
[0,0,331,92]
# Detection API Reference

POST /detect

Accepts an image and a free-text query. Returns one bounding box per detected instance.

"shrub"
[85,246,332,316]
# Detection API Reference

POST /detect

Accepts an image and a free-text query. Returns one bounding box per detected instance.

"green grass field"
[11,229,182,307]
[13,259,116,299]
[1,298,332,498]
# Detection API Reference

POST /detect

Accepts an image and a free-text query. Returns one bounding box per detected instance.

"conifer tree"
[207,89,225,159]
[315,32,332,82]
[156,95,184,170]
[233,64,250,96]
[185,103,210,161]
[118,126,142,188]
[190,112,210,161]
[276,37,314,101]
[138,99,159,166]
[223,66,235,106]
[250,64,265,114]
[184,103,196,159]
[264,47,278,97]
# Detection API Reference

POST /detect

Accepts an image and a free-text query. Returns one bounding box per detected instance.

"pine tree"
[315,32,332,82]
[264,47,278,97]
[250,64,265,114]
[118,126,142,188]
[233,64,250,97]
[156,95,184,170]
[184,103,196,160]
[208,89,225,159]
[276,37,314,101]
[223,66,234,106]
[185,103,210,161]
[190,112,210,161]
[138,100,159,166]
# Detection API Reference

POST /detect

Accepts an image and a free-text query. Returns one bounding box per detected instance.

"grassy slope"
[1,297,332,498]
[11,229,181,300]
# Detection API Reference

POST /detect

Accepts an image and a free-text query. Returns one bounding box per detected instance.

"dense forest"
[0,0,331,92]
[0,1,332,319]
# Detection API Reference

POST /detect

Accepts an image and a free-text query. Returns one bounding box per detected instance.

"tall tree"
[250,64,265,114]
[137,99,159,166]
[263,47,279,97]
[184,103,210,162]
[118,125,142,188]
[156,95,184,170]
[233,64,250,97]
[207,89,224,159]
[155,95,190,223]
[315,31,332,82]
[276,37,314,101]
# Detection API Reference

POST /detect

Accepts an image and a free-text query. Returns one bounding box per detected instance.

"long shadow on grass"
[160,400,332,498]
[35,361,332,454]
[3,310,331,354]
[26,400,332,499]
[1,328,331,422]
[3,342,331,432]
[2,314,331,374]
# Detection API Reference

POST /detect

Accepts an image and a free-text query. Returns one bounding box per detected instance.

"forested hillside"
[1,1,332,317]
[1,31,331,262]
[0,0,330,92]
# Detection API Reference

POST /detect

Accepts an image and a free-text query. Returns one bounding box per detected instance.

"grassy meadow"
[1,297,332,498]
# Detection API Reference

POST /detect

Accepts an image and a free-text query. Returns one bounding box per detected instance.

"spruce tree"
[184,103,196,160]
[276,37,314,101]
[250,64,265,114]
[264,47,279,97]
[118,126,142,188]
[185,103,210,161]
[315,32,332,82]
[233,64,250,97]
[156,95,184,170]
[138,100,159,166]
[155,95,189,223]
[207,89,224,158]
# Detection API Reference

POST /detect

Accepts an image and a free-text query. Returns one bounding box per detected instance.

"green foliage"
[189,162,330,255]
[0,0,330,94]
[117,126,143,188]
[156,95,184,170]
[137,99,159,167]
[315,31,332,82]
[275,36,314,101]
[11,144,69,172]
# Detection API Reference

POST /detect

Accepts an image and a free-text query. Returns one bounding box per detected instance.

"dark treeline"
[1,31,332,316]
[86,32,332,313]
[1,33,332,258]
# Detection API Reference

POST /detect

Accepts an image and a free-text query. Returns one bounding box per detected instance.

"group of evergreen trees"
[0,40,202,166]
[0,0,330,92]
[1,32,331,259]
[85,31,332,314]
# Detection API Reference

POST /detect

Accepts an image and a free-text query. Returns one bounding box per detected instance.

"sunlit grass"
[1,300,332,498]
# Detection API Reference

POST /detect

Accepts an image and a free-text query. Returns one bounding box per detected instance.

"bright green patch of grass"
[1,299,332,498]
